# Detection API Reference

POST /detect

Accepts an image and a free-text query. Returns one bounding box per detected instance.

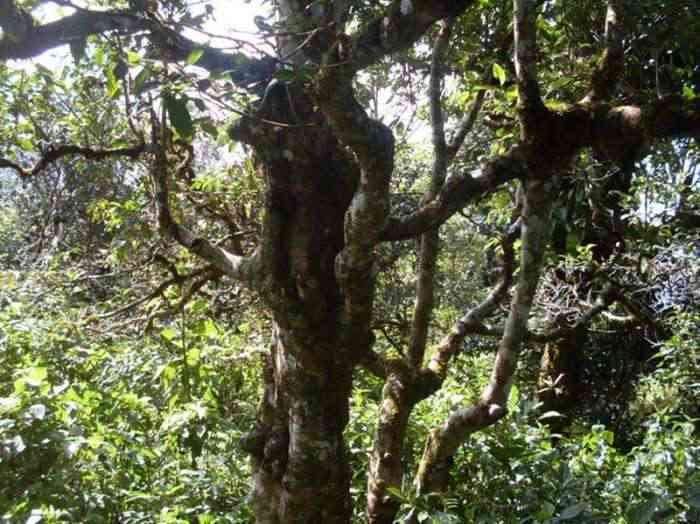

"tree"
[1,0,699,522]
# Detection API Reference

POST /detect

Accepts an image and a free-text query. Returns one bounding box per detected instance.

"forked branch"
[414,176,556,496]
[149,124,261,285]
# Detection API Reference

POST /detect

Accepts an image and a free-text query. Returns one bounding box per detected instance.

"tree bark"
[414,175,556,499]
[246,319,354,524]
[230,76,363,522]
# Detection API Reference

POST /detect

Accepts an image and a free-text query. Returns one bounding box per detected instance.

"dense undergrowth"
[1,266,699,523]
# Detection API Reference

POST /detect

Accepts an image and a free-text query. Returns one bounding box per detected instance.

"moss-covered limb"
[349,0,478,71]
[580,0,625,105]
[513,0,548,138]
[313,44,394,364]
[413,176,556,497]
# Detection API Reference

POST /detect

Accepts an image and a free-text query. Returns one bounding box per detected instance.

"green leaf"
[199,120,218,138]
[164,94,194,139]
[186,348,201,366]
[133,67,152,95]
[682,84,696,101]
[160,327,178,341]
[186,48,205,65]
[95,46,105,66]
[127,51,141,65]
[628,496,658,524]
[26,366,48,387]
[492,63,507,86]
[533,501,555,520]
[106,67,119,98]
[559,502,586,520]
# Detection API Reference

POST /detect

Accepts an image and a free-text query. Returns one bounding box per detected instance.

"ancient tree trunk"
[233,81,361,522]
[246,320,354,524]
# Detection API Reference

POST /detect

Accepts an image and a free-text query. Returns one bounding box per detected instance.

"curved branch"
[94,265,216,320]
[150,140,262,285]
[0,143,146,178]
[414,176,556,496]
[446,89,486,163]
[314,40,394,352]
[0,5,276,87]
[0,7,146,60]
[349,0,477,71]
[380,146,528,241]
[425,217,520,379]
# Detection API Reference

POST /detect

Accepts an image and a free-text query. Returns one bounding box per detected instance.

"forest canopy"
[1,0,699,523]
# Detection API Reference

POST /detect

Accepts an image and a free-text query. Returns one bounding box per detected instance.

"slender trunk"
[413,176,556,498]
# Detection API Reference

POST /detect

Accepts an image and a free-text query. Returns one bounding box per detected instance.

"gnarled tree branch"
[0,4,276,87]
[0,143,146,178]
[414,176,556,497]
[314,38,394,358]
[149,135,262,285]
[349,0,477,71]
[381,146,529,241]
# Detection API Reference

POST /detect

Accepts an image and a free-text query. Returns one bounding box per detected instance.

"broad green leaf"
[186,48,205,65]
[127,50,141,65]
[492,62,507,86]
[134,67,152,95]
[186,348,201,366]
[200,119,218,138]
[106,67,119,98]
[628,496,658,524]
[533,501,555,520]
[160,327,178,341]
[559,502,586,520]
[26,366,48,387]
[164,94,194,139]
[95,46,105,65]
